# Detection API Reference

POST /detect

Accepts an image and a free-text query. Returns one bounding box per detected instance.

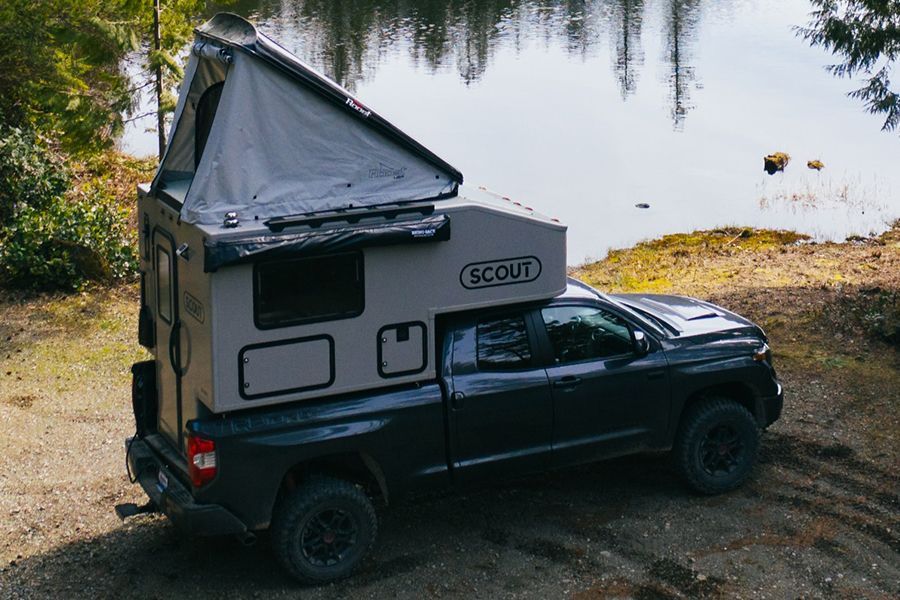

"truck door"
[446,311,553,484]
[538,304,671,468]
[152,228,184,451]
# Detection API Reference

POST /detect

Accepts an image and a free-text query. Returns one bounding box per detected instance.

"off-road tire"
[673,397,760,495]
[271,476,377,584]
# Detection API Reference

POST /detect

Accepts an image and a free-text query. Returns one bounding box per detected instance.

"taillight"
[187,434,217,487]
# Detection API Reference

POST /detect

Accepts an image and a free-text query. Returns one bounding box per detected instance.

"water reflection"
[662,0,700,129]
[120,0,900,262]
[609,0,645,98]
[216,0,701,126]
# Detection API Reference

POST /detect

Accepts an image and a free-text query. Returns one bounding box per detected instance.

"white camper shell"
[139,14,566,447]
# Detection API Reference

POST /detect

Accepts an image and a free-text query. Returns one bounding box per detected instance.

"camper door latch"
[176,243,190,260]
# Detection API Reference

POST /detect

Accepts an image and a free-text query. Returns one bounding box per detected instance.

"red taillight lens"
[187,435,217,487]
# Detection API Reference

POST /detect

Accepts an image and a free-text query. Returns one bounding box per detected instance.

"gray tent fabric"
[152,42,230,192]
[152,13,462,225]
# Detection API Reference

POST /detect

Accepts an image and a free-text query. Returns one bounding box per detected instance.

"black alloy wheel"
[673,397,760,495]
[298,507,359,567]
[272,476,377,584]
[699,423,746,477]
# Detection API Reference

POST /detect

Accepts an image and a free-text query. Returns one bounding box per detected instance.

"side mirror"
[634,329,651,358]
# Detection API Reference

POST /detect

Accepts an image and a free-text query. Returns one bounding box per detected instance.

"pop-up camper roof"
[152,13,463,226]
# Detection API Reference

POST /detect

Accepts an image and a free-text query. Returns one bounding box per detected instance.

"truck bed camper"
[138,13,567,450]
[120,14,782,585]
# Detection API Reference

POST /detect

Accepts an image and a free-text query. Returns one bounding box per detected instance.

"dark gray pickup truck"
[122,279,782,583]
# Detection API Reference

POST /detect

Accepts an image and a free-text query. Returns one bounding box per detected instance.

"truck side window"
[476,315,532,371]
[541,306,632,364]
[254,252,364,329]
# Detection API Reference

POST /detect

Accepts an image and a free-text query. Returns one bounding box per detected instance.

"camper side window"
[157,247,172,324]
[254,252,364,329]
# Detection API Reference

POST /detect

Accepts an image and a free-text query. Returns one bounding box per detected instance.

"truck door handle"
[553,376,582,389]
[647,371,665,380]
[451,392,465,410]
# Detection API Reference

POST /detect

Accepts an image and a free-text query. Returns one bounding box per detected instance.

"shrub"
[862,289,900,346]
[0,124,137,290]
[0,126,70,226]
[0,178,137,290]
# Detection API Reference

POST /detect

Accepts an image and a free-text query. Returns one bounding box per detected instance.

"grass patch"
[0,285,148,412]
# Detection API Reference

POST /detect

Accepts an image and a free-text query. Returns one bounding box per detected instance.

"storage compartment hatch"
[239,336,335,399]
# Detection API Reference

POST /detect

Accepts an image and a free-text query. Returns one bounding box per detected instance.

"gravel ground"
[2,232,899,600]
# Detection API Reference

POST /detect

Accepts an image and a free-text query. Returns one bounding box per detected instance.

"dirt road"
[2,230,899,599]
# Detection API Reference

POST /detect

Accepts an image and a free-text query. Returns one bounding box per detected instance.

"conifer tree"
[0,0,210,155]
[799,0,900,133]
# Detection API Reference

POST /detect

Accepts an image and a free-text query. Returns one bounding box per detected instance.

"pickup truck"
[121,278,782,584]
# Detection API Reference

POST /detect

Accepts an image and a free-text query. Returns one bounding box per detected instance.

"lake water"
[122,0,900,264]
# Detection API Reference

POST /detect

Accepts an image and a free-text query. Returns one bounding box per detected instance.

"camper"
[120,13,781,585]
[139,13,567,437]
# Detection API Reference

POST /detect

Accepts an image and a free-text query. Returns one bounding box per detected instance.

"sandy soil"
[2,227,899,600]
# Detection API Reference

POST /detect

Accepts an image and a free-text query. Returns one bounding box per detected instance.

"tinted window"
[542,306,633,364]
[477,315,532,370]
[255,252,363,329]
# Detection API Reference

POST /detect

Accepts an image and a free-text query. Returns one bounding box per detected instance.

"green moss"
[764,152,791,173]
[573,227,810,295]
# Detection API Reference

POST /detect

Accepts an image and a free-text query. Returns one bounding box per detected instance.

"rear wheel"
[272,476,377,584]
[674,397,760,495]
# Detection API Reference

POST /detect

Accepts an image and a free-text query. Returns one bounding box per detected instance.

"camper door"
[153,228,186,450]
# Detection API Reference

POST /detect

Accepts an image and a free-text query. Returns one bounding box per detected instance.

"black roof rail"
[265,204,436,232]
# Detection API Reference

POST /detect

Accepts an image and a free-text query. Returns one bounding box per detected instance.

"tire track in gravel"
[748,432,900,555]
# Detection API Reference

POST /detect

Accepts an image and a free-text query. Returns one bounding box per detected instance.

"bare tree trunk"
[154,0,166,160]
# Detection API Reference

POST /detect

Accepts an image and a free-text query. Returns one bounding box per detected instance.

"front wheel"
[673,397,760,495]
[271,476,377,584]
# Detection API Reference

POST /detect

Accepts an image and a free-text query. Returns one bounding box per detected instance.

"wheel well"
[683,383,759,419]
[278,453,388,506]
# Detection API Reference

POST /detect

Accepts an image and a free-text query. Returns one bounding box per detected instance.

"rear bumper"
[760,382,784,427]
[125,437,247,537]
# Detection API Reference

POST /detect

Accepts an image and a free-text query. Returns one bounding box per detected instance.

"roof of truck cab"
[562,278,604,300]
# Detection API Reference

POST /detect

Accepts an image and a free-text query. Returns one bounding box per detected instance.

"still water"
[123,0,899,264]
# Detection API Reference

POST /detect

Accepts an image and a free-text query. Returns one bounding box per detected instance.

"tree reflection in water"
[662,0,700,130]
[218,0,702,128]
[609,0,645,99]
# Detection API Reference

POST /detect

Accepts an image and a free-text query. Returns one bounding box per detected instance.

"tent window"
[195,82,225,169]
[254,252,365,329]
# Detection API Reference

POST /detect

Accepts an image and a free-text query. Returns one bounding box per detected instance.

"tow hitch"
[114,501,157,520]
